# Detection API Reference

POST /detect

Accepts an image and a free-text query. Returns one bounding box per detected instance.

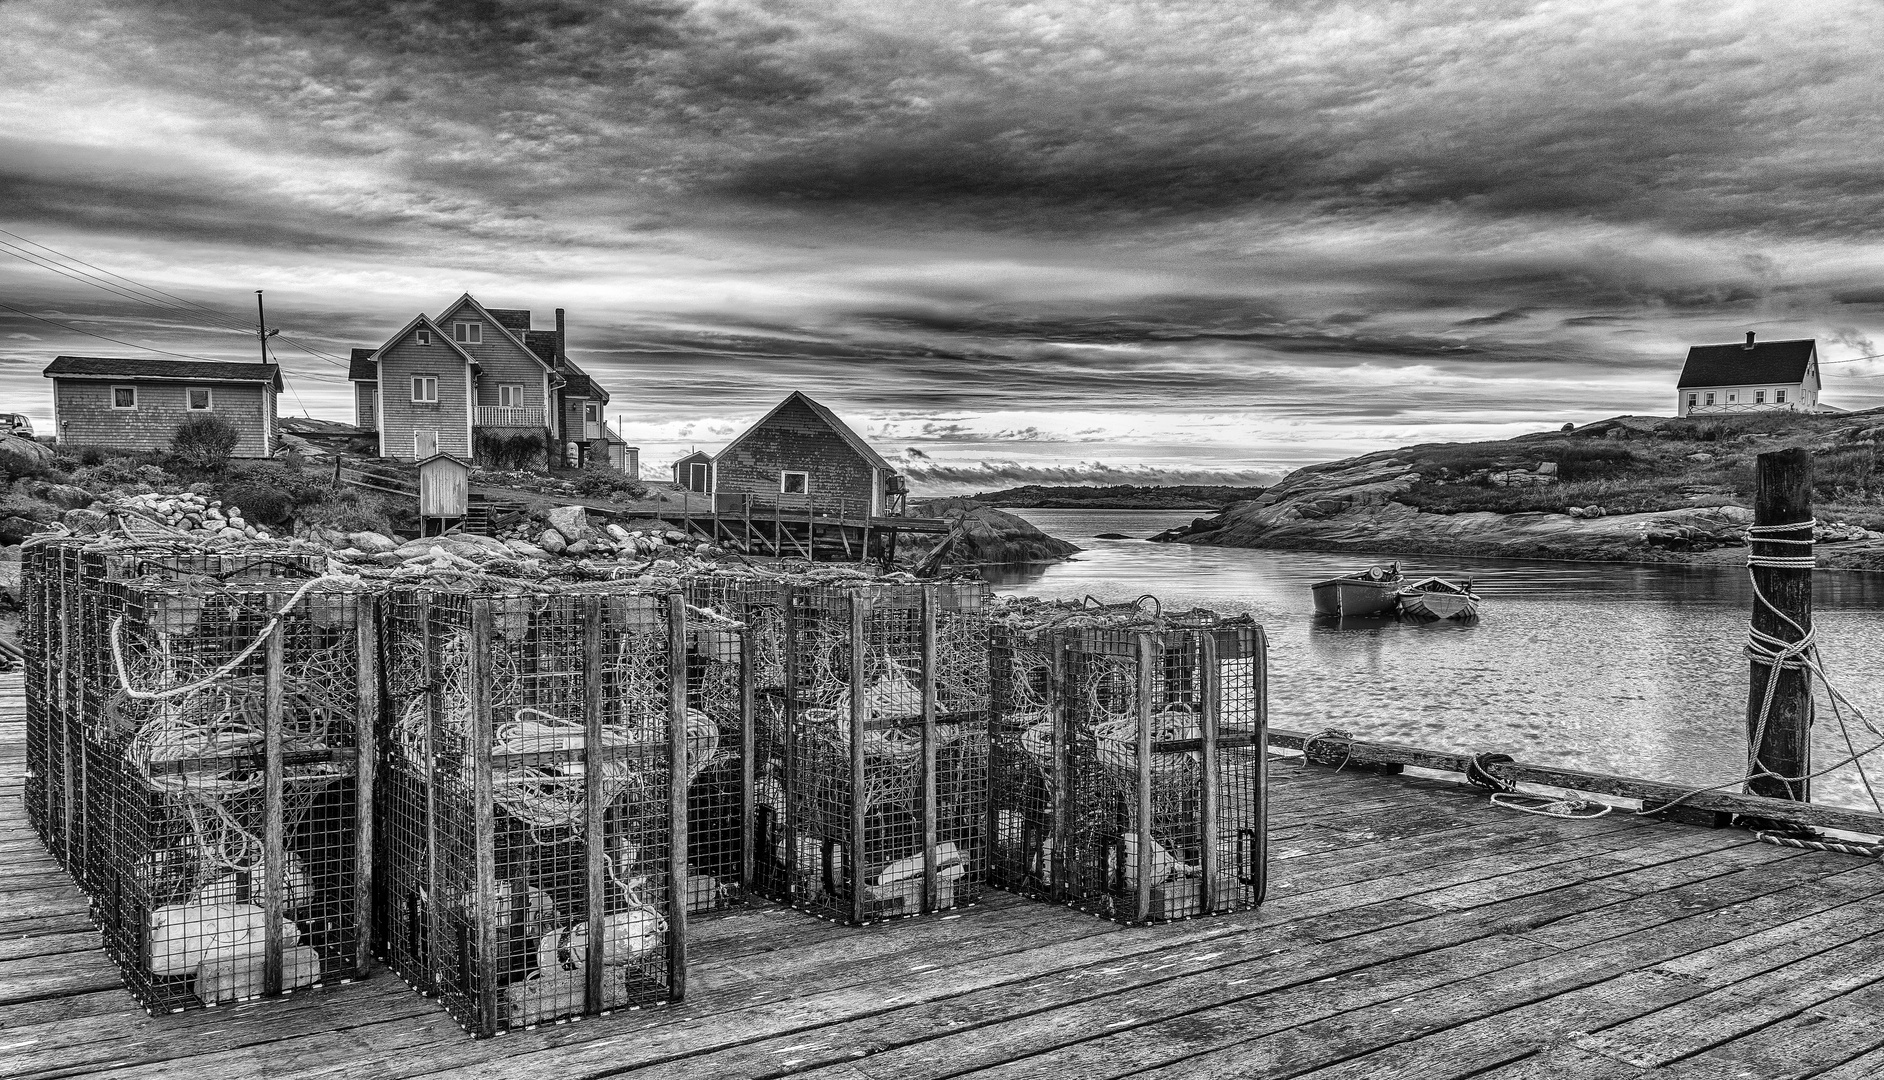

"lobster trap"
[993,620,1268,924]
[19,536,329,892]
[377,584,689,1037]
[757,581,992,924]
[20,536,80,866]
[85,574,377,1013]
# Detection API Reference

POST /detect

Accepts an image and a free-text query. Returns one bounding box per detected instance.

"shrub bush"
[171,414,242,470]
[568,465,648,500]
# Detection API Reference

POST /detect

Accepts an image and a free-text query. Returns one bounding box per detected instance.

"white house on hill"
[1676,333,1820,417]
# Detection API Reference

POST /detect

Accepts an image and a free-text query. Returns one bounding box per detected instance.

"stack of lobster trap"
[988,599,1269,924]
[18,531,1272,1033]
[22,534,376,1013]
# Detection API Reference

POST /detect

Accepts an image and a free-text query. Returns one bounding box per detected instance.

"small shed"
[42,355,283,457]
[416,451,471,534]
[673,451,713,492]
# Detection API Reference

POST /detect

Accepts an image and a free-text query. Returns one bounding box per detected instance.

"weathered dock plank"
[5,672,1884,1080]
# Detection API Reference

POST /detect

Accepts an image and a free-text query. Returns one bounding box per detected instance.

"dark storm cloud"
[8,1,1884,474]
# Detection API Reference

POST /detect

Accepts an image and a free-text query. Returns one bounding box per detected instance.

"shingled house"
[348,294,627,468]
[1677,333,1822,416]
[705,392,907,517]
[41,356,282,457]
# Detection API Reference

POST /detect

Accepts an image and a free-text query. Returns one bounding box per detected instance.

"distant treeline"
[963,484,1268,509]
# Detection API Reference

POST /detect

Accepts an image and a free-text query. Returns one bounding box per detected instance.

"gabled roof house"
[1677,333,1821,416]
[348,294,624,468]
[705,391,907,518]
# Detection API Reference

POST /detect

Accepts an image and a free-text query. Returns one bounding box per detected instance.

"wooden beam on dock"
[1269,726,1884,839]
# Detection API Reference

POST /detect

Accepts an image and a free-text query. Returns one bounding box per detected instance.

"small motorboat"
[1310,563,1403,617]
[1397,577,1481,621]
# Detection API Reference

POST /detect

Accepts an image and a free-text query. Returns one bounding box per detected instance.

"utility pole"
[255,290,279,364]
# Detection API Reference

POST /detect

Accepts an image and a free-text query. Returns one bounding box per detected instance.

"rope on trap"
[110,580,356,892]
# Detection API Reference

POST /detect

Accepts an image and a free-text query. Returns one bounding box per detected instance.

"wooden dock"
[7,670,1884,1079]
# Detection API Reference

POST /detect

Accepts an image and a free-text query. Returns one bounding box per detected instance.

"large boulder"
[41,484,92,510]
[537,529,567,554]
[546,505,589,541]
[347,531,398,553]
[0,435,52,478]
[0,516,42,546]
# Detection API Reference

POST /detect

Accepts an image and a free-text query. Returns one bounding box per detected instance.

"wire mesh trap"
[377,583,688,1036]
[756,580,992,925]
[20,536,331,891]
[84,572,376,1013]
[990,610,1269,925]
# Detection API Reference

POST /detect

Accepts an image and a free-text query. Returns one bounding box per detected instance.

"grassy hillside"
[1368,411,1884,529]
[963,483,1267,509]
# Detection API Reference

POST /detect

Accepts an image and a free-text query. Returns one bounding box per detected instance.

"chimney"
[555,308,566,367]
[1744,331,1756,350]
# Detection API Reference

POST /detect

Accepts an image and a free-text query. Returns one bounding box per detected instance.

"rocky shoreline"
[1151,442,1884,571]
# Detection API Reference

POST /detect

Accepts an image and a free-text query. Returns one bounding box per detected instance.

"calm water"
[989,508,1884,811]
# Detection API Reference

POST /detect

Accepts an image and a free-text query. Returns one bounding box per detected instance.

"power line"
[0,229,258,335]
[0,301,230,362]
[0,228,356,371]
[0,243,248,328]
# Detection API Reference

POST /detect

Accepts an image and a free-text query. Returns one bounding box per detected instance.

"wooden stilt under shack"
[14,669,1884,1079]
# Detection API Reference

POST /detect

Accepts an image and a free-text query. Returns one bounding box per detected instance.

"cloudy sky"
[5,0,1884,493]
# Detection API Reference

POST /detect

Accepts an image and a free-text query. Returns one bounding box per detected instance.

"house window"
[1755,390,1766,404]
[1776,389,1787,404]
[498,384,524,408]
[780,470,809,496]
[111,386,137,409]
[417,329,431,346]
[688,462,710,492]
[584,402,600,424]
[411,375,439,403]
[1687,394,1697,409]
[1705,392,1716,406]
[186,388,212,411]
[453,322,481,344]
[1727,392,1738,403]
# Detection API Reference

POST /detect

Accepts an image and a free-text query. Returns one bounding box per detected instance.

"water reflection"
[987,508,1884,811]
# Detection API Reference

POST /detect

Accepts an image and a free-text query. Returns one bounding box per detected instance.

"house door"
[414,429,438,459]
[584,402,602,441]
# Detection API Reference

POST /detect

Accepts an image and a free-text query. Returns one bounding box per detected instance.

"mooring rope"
[1632,519,1884,824]
[1490,791,1614,819]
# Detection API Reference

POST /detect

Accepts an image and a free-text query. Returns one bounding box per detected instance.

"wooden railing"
[474,405,547,428]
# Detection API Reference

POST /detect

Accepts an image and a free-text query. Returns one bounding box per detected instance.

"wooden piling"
[666,592,690,1000]
[1747,447,1814,803]
[468,598,498,1036]
[582,595,606,1014]
[262,619,285,997]
[352,594,378,979]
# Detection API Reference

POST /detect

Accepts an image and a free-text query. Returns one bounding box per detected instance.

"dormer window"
[453,322,481,344]
[416,329,431,346]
